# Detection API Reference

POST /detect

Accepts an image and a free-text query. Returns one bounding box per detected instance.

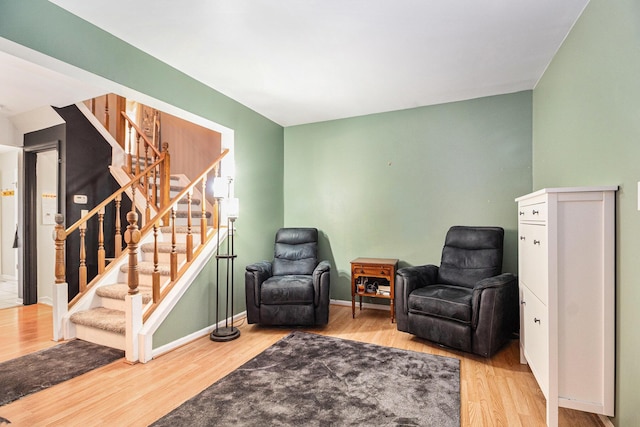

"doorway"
[24,144,60,305]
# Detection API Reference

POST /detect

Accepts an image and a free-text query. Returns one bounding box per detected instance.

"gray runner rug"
[151,331,460,426]
[0,339,123,407]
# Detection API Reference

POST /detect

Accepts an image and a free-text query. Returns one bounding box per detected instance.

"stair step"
[161,225,203,233]
[96,283,153,304]
[175,210,211,218]
[140,241,188,254]
[70,307,126,335]
[121,261,173,276]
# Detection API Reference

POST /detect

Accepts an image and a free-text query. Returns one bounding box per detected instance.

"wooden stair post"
[124,210,141,295]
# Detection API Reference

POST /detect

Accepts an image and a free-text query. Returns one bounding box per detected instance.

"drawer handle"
[521,300,526,305]
[534,318,541,324]
[519,236,525,241]
[533,240,541,245]
[519,211,525,216]
[532,209,539,215]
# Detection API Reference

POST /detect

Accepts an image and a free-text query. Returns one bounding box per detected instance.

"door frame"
[23,141,62,305]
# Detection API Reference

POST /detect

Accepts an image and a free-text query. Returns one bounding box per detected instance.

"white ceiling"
[3,1,590,126]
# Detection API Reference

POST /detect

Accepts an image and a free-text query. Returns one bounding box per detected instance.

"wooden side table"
[351,257,399,323]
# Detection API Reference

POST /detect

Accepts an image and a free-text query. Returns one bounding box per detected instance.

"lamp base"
[210,326,241,342]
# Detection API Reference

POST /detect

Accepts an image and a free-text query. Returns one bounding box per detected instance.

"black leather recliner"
[395,226,518,357]
[245,228,330,326]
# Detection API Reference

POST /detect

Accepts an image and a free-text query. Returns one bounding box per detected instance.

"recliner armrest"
[473,273,516,291]
[245,261,273,313]
[313,260,331,306]
[246,261,273,276]
[471,273,518,330]
[395,264,439,332]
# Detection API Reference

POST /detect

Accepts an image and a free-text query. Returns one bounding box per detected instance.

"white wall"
[0,149,19,279]
[35,149,57,305]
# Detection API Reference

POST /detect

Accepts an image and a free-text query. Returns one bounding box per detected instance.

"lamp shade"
[227,198,239,220]
[212,177,227,199]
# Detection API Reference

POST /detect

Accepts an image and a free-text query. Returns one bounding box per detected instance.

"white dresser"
[516,187,616,427]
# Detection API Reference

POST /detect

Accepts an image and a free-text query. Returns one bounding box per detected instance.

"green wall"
[0,0,284,346]
[284,92,532,302]
[532,0,640,425]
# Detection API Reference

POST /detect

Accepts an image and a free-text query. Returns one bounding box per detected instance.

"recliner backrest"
[438,226,504,288]
[272,228,318,276]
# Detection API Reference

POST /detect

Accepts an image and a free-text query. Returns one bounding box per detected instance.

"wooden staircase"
[67,177,210,351]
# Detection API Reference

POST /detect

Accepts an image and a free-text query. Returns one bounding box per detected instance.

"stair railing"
[138,148,229,322]
[121,111,170,224]
[56,156,166,308]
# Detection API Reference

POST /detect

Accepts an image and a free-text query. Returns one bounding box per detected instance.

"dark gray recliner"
[395,226,518,357]
[245,228,330,326]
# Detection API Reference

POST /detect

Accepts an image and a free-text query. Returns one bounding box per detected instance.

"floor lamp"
[210,192,240,342]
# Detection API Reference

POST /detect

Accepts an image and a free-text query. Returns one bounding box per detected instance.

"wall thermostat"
[74,194,88,204]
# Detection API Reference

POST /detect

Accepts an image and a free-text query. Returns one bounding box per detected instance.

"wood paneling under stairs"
[0,304,606,427]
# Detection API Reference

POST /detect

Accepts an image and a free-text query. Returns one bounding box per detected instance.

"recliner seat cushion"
[408,284,473,324]
[261,275,314,305]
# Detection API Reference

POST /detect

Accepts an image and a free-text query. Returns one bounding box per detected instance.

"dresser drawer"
[518,223,548,305]
[352,264,392,278]
[521,285,549,397]
[518,201,547,222]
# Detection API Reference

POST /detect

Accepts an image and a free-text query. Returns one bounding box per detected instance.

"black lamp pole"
[210,197,240,342]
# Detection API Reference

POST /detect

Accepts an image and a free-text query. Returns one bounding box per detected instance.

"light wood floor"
[0,303,605,427]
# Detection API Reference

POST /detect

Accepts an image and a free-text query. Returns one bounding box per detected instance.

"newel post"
[124,210,141,295]
[54,213,66,284]
[53,213,68,341]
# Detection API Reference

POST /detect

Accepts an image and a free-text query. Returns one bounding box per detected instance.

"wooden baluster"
[186,190,193,262]
[54,214,66,284]
[104,94,110,132]
[115,194,122,257]
[136,135,142,177]
[144,142,149,186]
[151,155,158,208]
[145,170,152,226]
[124,210,140,295]
[201,176,207,245]
[152,222,160,303]
[170,205,178,281]
[126,122,133,174]
[97,207,105,273]
[91,98,96,116]
[79,220,87,292]
[115,96,126,150]
[160,142,171,225]
[151,156,160,209]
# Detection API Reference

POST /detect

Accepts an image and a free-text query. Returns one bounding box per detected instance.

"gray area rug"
[0,339,123,407]
[151,331,460,426]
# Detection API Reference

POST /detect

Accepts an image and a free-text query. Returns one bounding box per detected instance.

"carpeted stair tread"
[161,225,205,234]
[120,261,173,275]
[96,283,152,303]
[175,210,211,218]
[176,197,201,205]
[70,307,126,335]
[140,242,188,254]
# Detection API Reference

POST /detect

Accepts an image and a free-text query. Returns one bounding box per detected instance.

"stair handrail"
[64,158,164,237]
[140,148,229,235]
[121,111,162,159]
[121,111,170,221]
[57,156,166,307]
[139,148,229,322]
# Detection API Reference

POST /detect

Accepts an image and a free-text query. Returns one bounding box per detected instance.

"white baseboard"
[599,415,614,427]
[151,311,247,360]
[38,296,53,306]
[331,298,390,311]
